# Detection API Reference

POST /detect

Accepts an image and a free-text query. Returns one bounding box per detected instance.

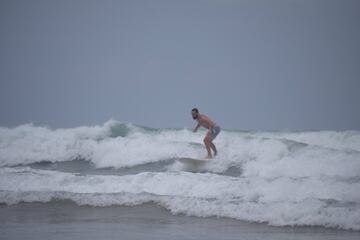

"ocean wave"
[1,121,360,230]
[0,167,359,230]
[1,120,360,176]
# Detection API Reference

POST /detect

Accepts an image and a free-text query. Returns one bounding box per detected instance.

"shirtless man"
[191,108,221,159]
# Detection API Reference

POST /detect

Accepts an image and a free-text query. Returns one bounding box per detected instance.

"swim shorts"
[211,126,221,140]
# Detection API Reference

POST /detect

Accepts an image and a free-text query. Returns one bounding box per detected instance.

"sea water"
[0,120,359,230]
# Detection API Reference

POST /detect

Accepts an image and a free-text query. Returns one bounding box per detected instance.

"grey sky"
[1,0,359,130]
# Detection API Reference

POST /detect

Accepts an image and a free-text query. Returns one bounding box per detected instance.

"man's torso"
[197,114,216,129]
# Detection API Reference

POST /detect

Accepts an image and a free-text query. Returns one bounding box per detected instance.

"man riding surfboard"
[191,108,221,159]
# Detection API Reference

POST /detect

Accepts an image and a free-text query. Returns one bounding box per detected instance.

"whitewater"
[0,120,360,230]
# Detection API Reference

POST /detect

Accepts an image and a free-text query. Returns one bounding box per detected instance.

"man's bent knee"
[205,137,213,144]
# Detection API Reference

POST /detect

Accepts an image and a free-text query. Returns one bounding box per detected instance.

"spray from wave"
[0,120,360,230]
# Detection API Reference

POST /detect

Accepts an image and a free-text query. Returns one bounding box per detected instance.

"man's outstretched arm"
[193,123,200,132]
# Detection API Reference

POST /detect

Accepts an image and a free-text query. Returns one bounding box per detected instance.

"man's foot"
[205,155,213,159]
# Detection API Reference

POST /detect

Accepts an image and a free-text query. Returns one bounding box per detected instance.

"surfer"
[191,108,221,159]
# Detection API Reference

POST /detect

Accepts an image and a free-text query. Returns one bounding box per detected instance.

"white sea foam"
[1,121,360,230]
[0,167,359,230]
[1,120,359,175]
[0,121,200,168]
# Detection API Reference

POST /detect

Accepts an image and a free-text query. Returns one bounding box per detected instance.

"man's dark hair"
[191,108,199,113]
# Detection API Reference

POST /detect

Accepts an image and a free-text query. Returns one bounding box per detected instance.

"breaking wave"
[0,120,360,230]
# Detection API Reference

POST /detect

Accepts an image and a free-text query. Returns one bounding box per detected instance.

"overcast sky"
[1,0,359,130]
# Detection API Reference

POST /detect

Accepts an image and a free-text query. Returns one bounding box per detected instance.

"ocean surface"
[0,120,360,232]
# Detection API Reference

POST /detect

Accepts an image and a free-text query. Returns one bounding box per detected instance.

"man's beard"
[192,115,198,120]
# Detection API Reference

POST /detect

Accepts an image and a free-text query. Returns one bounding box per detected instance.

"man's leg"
[210,141,217,156]
[204,136,213,159]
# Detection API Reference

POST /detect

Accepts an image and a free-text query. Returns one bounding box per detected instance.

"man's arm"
[193,123,200,132]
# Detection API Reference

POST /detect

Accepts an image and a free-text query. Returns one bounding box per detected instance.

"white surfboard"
[177,157,210,165]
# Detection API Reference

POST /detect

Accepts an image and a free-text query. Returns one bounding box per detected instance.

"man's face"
[191,111,198,120]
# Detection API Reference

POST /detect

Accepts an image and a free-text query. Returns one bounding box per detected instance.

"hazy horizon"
[1,0,359,130]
